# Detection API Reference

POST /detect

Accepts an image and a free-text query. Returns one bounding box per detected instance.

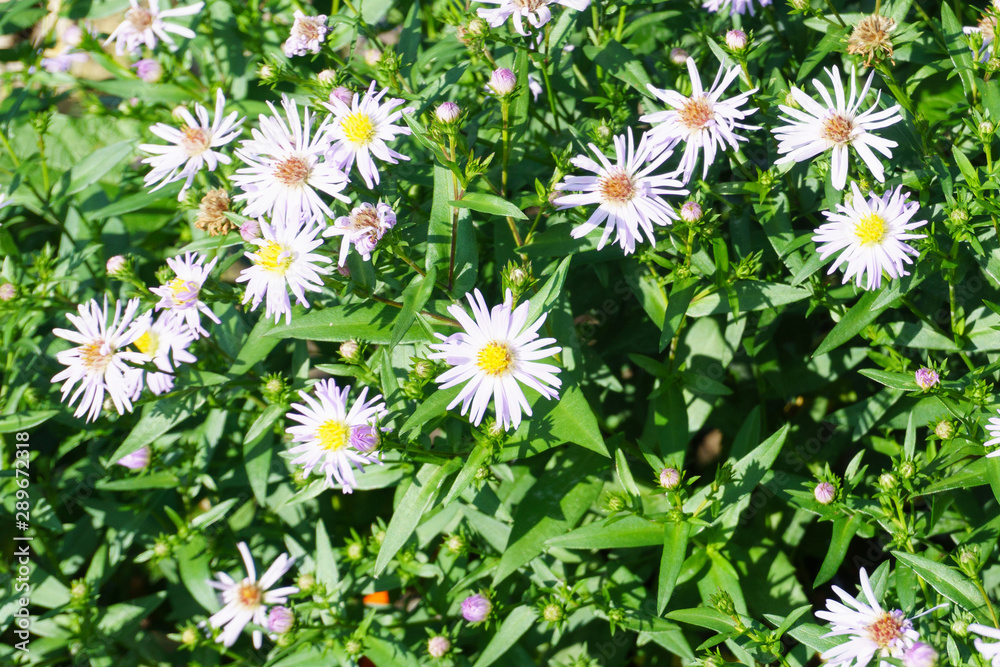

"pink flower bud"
[489,68,517,96]
[106,255,127,276]
[726,29,748,51]
[670,48,689,65]
[915,367,939,390]
[436,101,461,124]
[267,606,294,634]
[680,201,703,222]
[0,283,14,301]
[903,642,937,667]
[116,446,150,470]
[329,86,353,106]
[427,635,451,658]
[134,59,162,83]
[659,467,681,490]
[240,219,261,242]
[461,593,491,623]
[814,482,836,505]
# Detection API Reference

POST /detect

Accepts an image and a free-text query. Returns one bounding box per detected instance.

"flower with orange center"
[813,182,925,290]
[283,10,329,57]
[207,542,298,649]
[105,0,204,56]
[52,297,150,422]
[428,289,562,431]
[553,127,687,254]
[234,95,348,225]
[285,379,387,492]
[773,65,902,191]
[325,201,398,265]
[641,56,759,184]
[815,567,945,667]
[140,89,244,200]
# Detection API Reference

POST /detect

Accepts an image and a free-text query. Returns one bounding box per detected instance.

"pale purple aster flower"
[914,368,939,390]
[323,201,397,265]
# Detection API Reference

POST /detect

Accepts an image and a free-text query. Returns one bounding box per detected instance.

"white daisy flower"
[285,379,387,493]
[983,409,1000,457]
[104,0,204,56]
[641,57,759,184]
[552,128,688,254]
[139,89,244,200]
[772,65,903,191]
[815,567,943,667]
[207,542,298,649]
[51,298,150,422]
[323,81,414,189]
[702,0,772,16]
[323,201,397,265]
[150,252,220,338]
[283,10,329,57]
[813,182,926,290]
[236,217,331,324]
[969,623,1000,667]
[474,0,590,36]
[132,313,197,395]
[233,95,350,226]
[428,289,562,431]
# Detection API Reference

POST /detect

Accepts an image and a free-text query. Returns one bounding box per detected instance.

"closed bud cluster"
[344,639,363,655]
[605,493,627,513]
[878,472,898,491]
[261,373,288,403]
[710,591,736,616]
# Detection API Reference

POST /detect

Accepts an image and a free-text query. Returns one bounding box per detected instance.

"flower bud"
[444,533,466,555]
[116,446,150,470]
[606,494,626,513]
[346,542,364,561]
[436,101,461,124]
[0,283,15,301]
[267,606,294,634]
[903,642,937,667]
[725,29,748,51]
[339,339,361,362]
[934,420,953,440]
[413,359,434,379]
[70,579,90,604]
[915,367,939,391]
[330,86,353,106]
[489,68,517,96]
[467,18,489,36]
[106,255,128,277]
[981,120,995,137]
[814,482,836,505]
[542,603,564,623]
[659,467,681,490]
[134,58,163,83]
[949,208,970,225]
[240,219,261,242]
[669,47,688,65]
[345,639,363,655]
[595,122,612,141]
[898,460,916,480]
[318,69,337,84]
[461,593,491,623]
[878,472,898,491]
[427,635,451,658]
[63,24,84,47]
[680,201,703,223]
[351,425,380,452]
[296,572,316,592]
[180,626,199,646]
[951,618,969,638]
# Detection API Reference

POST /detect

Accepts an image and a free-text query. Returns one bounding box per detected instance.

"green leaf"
[450,192,528,220]
[686,282,810,318]
[108,392,203,463]
[316,520,339,592]
[659,277,698,351]
[953,146,981,189]
[0,410,58,434]
[265,301,435,345]
[96,472,179,491]
[390,266,437,349]
[427,165,477,294]
[493,452,604,585]
[658,521,690,614]
[374,460,461,576]
[472,605,536,667]
[814,514,864,586]
[63,141,133,196]
[502,383,610,458]
[941,3,975,100]
[814,276,921,357]
[96,592,166,633]
[785,622,842,653]
[666,607,737,633]
[615,446,641,502]
[858,368,918,391]
[244,403,283,504]
[583,39,652,93]
[176,536,218,612]
[891,551,992,623]
[547,514,665,549]
[526,256,572,326]
[229,316,279,376]
[398,385,461,438]
[442,440,494,506]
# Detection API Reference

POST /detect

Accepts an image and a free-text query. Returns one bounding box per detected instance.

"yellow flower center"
[181,126,210,156]
[168,277,200,305]
[317,419,351,451]
[679,95,714,131]
[821,113,855,144]
[134,330,159,356]
[255,241,293,274]
[236,582,262,608]
[477,342,514,376]
[341,111,377,145]
[855,212,887,245]
[867,612,904,648]
[79,340,113,374]
[598,170,637,206]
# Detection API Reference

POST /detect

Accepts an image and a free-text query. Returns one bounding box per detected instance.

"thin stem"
[822,0,847,27]
[368,293,461,327]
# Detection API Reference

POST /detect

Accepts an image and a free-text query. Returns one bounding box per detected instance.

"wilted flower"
[195,189,234,236]
[847,14,897,66]
[324,202,397,265]
[914,368,939,391]
[461,593,491,623]
[283,11,329,57]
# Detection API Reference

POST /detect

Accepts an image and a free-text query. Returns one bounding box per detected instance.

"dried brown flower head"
[195,189,233,236]
[847,14,896,66]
